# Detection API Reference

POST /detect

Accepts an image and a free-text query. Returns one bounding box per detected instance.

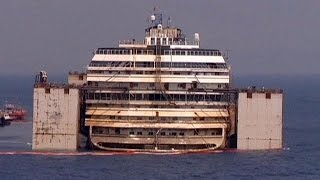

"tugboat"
[2,103,27,121]
[0,112,11,126]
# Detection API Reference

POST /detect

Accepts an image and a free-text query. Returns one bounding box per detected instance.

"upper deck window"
[163,38,167,45]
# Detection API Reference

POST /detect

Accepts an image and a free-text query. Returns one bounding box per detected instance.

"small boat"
[0,113,11,126]
[2,103,27,121]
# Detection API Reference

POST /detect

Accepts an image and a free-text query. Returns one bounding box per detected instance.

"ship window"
[178,83,186,89]
[171,132,177,136]
[151,38,155,45]
[179,132,184,136]
[169,38,173,45]
[115,128,120,135]
[129,131,134,135]
[194,129,199,135]
[45,88,50,94]
[216,128,223,135]
[148,132,154,136]
[94,93,100,100]
[160,132,166,136]
[137,132,142,135]
[247,92,252,98]
[163,38,167,45]
[100,93,106,100]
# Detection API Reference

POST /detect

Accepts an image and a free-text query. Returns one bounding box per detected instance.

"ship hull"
[88,125,228,153]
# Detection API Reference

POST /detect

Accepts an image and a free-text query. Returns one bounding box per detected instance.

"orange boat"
[3,103,27,120]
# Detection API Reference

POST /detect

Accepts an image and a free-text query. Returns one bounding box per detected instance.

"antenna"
[167,16,171,27]
[224,49,232,62]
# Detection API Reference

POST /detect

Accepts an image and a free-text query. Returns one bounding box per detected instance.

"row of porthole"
[127,131,221,136]
[129,131,184,136]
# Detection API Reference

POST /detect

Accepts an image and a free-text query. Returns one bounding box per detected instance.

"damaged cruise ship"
[83,12,236,152]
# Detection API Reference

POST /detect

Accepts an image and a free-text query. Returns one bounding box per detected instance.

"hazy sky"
[0,0,319,76]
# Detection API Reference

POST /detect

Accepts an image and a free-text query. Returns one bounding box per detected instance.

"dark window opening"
[192,81,197,89]
[160,132,166,136]
[115,128,120,135]
[247,92,252,98]
[266,93,271,99]
[64,88,69,94]
[45,88,50,94]
[148,132,154,136]
[179,132,185,136]
[137,132,143,135]
[171,132,177,136]
[194,129,199,135]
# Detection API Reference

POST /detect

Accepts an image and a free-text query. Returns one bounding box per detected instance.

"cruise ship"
[83,12,235,152]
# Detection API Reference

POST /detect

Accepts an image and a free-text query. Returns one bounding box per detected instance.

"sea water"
[0,75,319,179]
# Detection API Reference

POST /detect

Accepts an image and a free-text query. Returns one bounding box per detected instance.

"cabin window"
[129,131,134,135]
[171,132,177,136]
[179,132,185,136]
[160,132,166,136]
[247,92,252,98]
[115,128,120,135]
[45,88,50,94]
[163,38,167,45]
[192,81,197,89]
[148,132,154,136]
[194,129,199,135]
[151,38,155,45]
[137,132,143,135]
[216,128,223,135]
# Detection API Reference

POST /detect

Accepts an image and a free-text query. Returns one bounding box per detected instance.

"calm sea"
[0,74,319,179]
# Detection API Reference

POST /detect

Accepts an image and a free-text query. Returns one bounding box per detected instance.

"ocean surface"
[0,74,319,179]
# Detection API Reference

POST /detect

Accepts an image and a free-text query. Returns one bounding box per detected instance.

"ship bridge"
[119,12,200,49]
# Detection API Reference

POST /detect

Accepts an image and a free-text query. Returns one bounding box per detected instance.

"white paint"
[87,74,229,83]
[32,87,80,151]
[92,54,226,63]
[237,92,283,150]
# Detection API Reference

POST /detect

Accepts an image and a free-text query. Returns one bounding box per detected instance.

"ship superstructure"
[84,12,234,152]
